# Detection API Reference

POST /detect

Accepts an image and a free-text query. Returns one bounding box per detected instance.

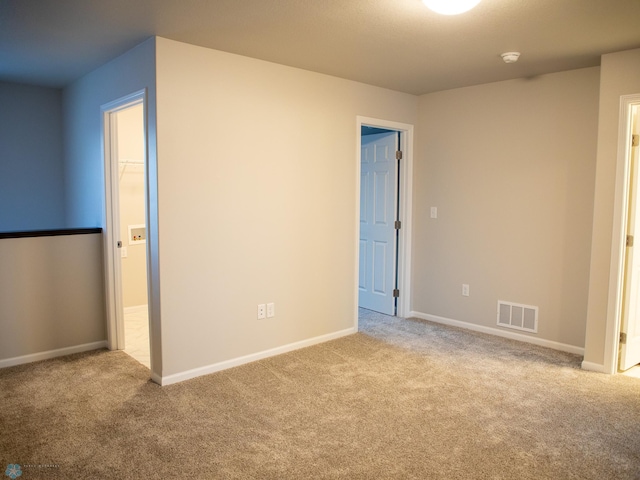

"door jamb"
[601,94,640,374]
[355,116,414,328]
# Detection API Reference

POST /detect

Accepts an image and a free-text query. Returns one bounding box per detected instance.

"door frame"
[355,116,413,326]
[601,94,640,374]
[101,90,151,354]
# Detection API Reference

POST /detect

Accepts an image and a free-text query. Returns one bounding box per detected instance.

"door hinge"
[627,235,634,247]
[620,332,627,344]
[392,289,400,298]
[632,134,639,147]
[396,150,402,160]
[394,220,401,230]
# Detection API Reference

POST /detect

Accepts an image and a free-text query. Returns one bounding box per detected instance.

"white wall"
[63,38,156,229]
[0,82,65,231]
[413,67,600,350]
[155,37,417,379]
[584,48,640,371]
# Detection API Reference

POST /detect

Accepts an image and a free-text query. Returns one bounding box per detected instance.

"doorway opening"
[356,117,413,326]
[102,91,151,369]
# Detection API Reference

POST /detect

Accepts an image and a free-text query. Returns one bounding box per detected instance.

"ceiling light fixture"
[501,52,521,64]
[422,0,482,15]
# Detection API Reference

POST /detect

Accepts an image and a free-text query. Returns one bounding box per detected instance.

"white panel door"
[359,131,398,315]
[621,105,640,371]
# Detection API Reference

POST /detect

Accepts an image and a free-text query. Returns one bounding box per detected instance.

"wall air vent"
[497,300,538,333]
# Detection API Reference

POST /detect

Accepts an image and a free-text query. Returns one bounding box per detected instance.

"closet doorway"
[103,92,150,369]
[116,103,149,367]
[356,116,414,324]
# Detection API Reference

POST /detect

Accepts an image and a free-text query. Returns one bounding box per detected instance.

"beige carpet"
[1,309,639,479]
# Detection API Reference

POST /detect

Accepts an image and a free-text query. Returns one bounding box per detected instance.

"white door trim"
[601,93,640,374]
[101,90,148,352]
[355,116,414,327]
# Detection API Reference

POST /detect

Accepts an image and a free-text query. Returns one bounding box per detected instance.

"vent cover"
[497,300,538,333]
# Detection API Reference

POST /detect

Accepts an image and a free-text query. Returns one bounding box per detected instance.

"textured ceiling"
[1,0,640,95]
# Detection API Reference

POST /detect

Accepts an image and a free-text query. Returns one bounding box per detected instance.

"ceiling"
[1,0,640,95]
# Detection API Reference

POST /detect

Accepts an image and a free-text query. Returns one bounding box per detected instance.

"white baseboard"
[0,341,108,369]
[159,327,357,386]
[409,311,585,356]
[150,371,163,385]
[580,360,607,373]
[124,304,148,315]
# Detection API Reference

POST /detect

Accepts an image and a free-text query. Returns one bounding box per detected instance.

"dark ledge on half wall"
[0,228,102,240]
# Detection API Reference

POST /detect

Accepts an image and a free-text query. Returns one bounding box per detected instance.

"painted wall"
[0,233,106,363]
[63,38,156,228]
[155,37,417,378]
[62,37,160,375]
[413,67,600,350]
[0,82,66,231]
[117,104,148,308]
[584,48,640,370]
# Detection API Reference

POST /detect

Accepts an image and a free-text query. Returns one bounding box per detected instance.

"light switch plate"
[431,207,438,219]
[267,303,275,318]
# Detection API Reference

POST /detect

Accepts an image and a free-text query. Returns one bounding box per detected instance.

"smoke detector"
[501,52,521,64]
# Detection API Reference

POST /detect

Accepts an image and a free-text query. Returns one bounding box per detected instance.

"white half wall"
[0,233,106,363]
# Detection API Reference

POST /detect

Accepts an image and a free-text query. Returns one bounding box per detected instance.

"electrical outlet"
[267,303,275,318]
[257,304,266,320]
[462,284,470,297]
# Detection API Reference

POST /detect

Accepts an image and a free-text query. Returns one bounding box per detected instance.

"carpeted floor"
[1,309,639,479]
